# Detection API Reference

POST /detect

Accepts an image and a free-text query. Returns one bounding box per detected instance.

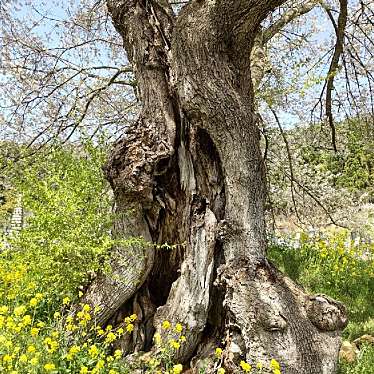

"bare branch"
[263,0,318,43]
[269,105,304,224]
[324,0,348,152]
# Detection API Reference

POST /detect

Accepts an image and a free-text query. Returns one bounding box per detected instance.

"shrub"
[0,142,113,312]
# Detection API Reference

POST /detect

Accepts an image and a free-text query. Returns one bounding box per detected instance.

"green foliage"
[298,118,374,198]
[268,230,374,321]
[338,345,374,374]
[268,230,374,373]
[0,142,114,312]
[0,188,16,230]
[344,319,374,341]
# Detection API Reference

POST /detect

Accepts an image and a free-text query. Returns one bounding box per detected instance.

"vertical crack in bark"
[154,127,225,362]
[173,0,268,262]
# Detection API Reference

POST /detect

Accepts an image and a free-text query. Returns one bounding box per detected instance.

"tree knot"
[306,294,348,331]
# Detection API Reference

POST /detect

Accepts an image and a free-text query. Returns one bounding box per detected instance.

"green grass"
[268,230,374,373]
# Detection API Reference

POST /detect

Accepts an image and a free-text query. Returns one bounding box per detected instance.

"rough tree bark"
[83,1,348,373]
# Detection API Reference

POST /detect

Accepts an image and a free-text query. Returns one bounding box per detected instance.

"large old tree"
[77,1,349,373]
[4,0,373,372]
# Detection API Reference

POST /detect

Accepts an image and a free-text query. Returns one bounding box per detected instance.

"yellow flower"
[14,305,27,316]
[66,323,78,331]
[35,293,43,300]
[117,327,124,335]
[3,354,12,363]
[19,354,28,363]
[130,313,137,321]
[44,363,56,371]
[97,328,105,336]
[80,367,88,374]
[82,304,91,312]
[106,324,113,331]
[22,314,32,326]
[105,332,117,344]
[162,320,171,329]
[218,368,226,374]
[51,331,59,338]
[67,345,80,359]
[240,360,252,372]
[30,357,38,366]
[179,335,186,342]
[108,370,118,374]
[69,345,81,355]
[96,359,105,369]
[270,359,280,371]
[175,323,183,333]
[63,297,71,305]
[273,370,281,374]
[37,321,45,328]
[114,349,122,359]
[172,364,183,374]
[31,327,39,336]
[79,318,89,326]
[0,306,9,314]
[89,344,99,358]
[126,323,134,333]
[15,323,22,332]
[44,338,59,353]
[169,339,181,350]
[29,298,38,307]
[53,311,60,319]
[27,345,36,353]
[215,347,223,358]
[5,340,12,349]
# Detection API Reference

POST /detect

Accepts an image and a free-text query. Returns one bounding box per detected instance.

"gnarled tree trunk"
[83,1,347,373]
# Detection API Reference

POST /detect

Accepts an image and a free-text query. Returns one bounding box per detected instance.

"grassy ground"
[268,230,374,373]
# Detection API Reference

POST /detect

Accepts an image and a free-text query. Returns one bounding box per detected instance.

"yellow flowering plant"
[0,298,135,373]
[268,229,374,322]
[0,143,115,318]
[141,321,186,373]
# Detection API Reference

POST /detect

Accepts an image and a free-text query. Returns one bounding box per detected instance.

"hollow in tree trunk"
[82,1,348,373]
